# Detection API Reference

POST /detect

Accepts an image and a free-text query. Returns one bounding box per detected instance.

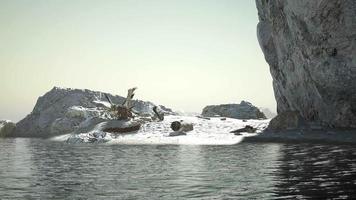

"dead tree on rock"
[105,87,137,120]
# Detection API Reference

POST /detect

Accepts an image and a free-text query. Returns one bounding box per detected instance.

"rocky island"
[0,86,270,144]
[201,101,266,120]
[6,87,174,138]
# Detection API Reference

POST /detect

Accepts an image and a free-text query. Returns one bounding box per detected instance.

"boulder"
[256,0,356,128]
[0,120,15,137]
[201,101,266,119]
[13,87,174,137]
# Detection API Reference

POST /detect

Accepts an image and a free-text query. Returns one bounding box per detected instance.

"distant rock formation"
[201,101,266,119]
[260,108,277,119]
[0,120,15,137]
[256,0,356,128]
[13,87,174,138]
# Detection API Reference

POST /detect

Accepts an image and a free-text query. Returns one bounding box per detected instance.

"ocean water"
[0,138,356,199]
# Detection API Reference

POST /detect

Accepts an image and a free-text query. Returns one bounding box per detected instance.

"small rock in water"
[230,125,257,135]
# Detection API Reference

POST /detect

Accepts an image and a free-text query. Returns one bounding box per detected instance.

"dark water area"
[0,138,356,199]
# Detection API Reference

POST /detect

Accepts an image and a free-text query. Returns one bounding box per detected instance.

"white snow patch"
[51,115,269,145]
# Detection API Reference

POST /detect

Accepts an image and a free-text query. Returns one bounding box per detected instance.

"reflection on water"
[0,138,355,199]
[274,144,356,199]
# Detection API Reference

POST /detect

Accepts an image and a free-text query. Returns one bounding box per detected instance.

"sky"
[0,0,276,122]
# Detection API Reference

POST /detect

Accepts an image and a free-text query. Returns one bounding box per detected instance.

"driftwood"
[123,87,137,109]
[99,119,141,134]
[169,121,193,137]
[104,87,137,120]
[103,124,141,134]
[170,121,194,132]
[153,106,164,121]
[116,106,133,120]
[169,131,187,137]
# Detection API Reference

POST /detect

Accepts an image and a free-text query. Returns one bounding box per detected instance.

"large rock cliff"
[13,87,173,137]
[256,0,356,128]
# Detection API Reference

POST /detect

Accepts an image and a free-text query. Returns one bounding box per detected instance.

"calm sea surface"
[1,138,356,199]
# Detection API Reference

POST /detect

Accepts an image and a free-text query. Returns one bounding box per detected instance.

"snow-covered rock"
[14,87,174,137]
[65,119,141,143]
[66,131,113,144]
[0,120,15,137]
[202,101,266,119]
[51,115,270,145]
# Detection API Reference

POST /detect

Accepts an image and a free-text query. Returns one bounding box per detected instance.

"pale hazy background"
[0,0,276,122]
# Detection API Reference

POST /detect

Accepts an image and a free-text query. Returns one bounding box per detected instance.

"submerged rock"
[0,120,15,137]
[202,101,266,119]
[256,0,356,128]
[13,87,174,138]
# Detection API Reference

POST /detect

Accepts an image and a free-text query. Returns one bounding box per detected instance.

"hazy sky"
[0,0,276,122]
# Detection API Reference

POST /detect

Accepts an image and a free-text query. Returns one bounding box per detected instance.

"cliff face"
[256,0,356,128]
[14,87,173,137]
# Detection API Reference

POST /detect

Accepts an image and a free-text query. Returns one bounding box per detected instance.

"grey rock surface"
[202,101,266,119]
[13,87,174,137]
[256,0,356,128]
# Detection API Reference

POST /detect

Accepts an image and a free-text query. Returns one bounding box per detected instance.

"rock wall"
[256,0,356,128]
[13,87,174,137]
[202,101,266,119]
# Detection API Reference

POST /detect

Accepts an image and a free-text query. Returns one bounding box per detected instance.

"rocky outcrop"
[0,120,15,137]
[267,111,305,131]
[256,0,356,128]
[13,87,174,138]
[201,101,266,119]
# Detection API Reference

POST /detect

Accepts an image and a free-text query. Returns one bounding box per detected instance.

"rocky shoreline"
[243,129,356,144]
[1,86,355,145]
